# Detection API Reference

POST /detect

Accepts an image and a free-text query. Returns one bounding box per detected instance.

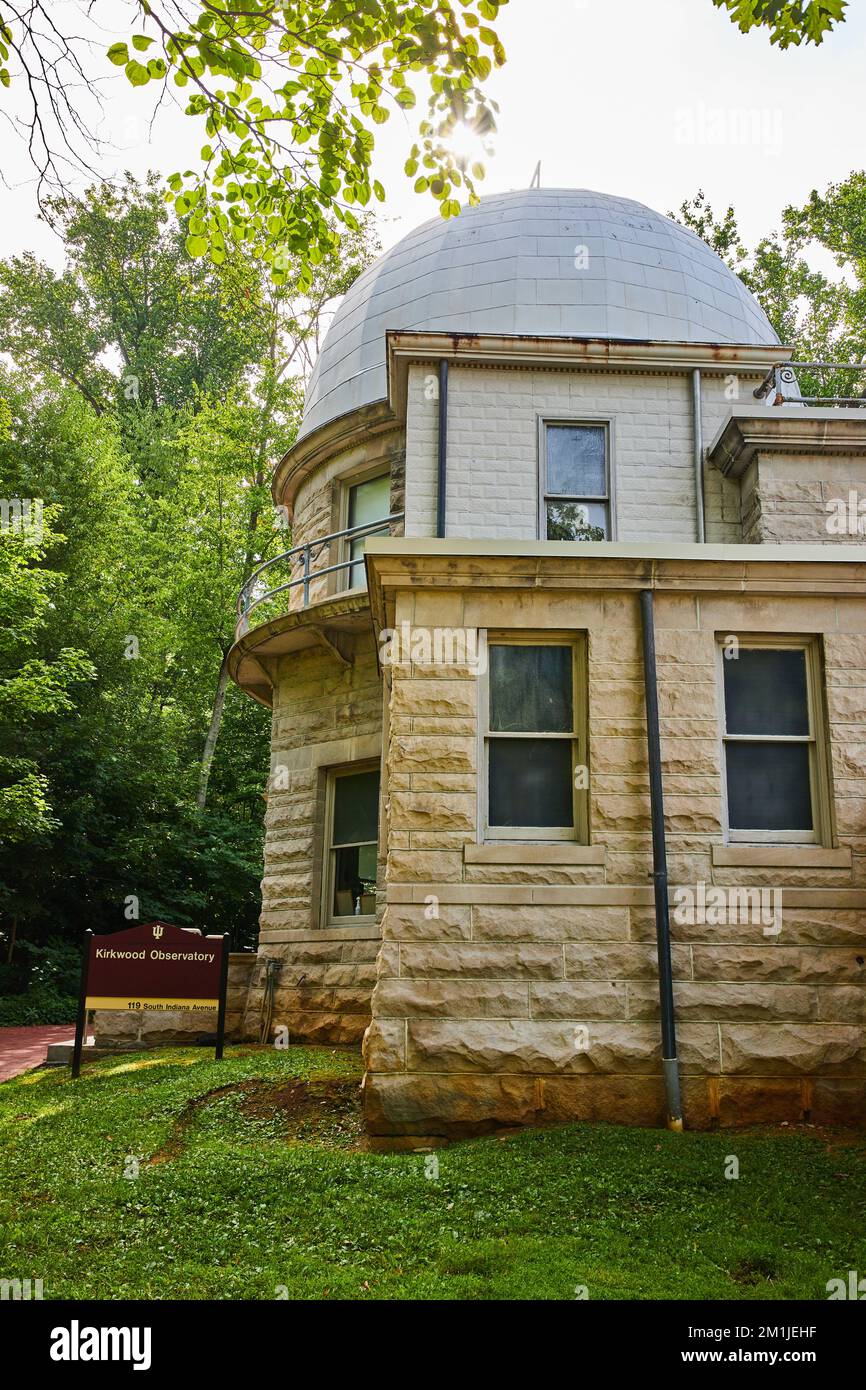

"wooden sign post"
[71,922,230,1078]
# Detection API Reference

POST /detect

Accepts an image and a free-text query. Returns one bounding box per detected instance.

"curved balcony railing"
[756,361,866,407]
[236,513,404,639]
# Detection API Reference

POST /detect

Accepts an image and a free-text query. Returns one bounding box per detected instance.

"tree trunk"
[197,655,231,811]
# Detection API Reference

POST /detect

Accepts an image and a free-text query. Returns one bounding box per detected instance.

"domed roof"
[299,187,778,439]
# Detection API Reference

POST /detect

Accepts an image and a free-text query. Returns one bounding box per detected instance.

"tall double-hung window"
[483,638,588,841]
[718,639,831,843]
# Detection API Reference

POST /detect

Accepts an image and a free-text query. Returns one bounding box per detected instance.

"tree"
[672,177,866,399]
[0,173,379,950]
[0,0,505,278]
[712,1,847,47]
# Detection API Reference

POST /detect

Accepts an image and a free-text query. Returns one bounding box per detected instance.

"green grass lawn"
[1,1045,864,1300]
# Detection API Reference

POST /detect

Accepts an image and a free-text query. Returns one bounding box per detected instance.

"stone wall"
[241,631,386,1045]
[404,362,762,544]
[741,451,866,544]
[363,556,866,1137]
[288,432,405,607]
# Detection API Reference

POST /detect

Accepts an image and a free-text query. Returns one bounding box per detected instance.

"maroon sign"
[84,921,224,1013]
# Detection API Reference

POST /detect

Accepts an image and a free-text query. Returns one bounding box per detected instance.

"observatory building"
[230,188,866,1139]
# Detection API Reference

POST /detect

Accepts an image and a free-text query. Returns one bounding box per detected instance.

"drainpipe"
[692,368,705,543]
[436,358,449,538]
[639,589,683,1132]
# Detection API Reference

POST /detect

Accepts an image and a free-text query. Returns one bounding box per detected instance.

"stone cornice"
[364,539,866,626]
[708,406,866,477]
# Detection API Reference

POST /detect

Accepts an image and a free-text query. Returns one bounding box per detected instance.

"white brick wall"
[404,362,763,544]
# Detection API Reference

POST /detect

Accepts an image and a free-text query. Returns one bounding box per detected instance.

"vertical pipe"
[639,590,683,1131]
[71,929,93,1079]
[436,358,449,539]
[215,933,230,1061]
[692,368,705,543]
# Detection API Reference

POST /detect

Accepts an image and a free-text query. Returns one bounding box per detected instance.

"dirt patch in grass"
[148,1075,365,1164]
[241,1076,365,1147]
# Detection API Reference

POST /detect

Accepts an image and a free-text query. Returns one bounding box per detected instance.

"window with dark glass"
[326,766,380,920]
[542,423,610,541]
[720,642,828,842]
[485,641,586,840]
[346,472,390,589]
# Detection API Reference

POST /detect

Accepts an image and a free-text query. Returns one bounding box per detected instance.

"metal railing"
[755,361,866,407]
[236,513,404,638]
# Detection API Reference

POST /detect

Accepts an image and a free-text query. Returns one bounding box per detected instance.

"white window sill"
[712,845,851,869]
[465,843,605,866]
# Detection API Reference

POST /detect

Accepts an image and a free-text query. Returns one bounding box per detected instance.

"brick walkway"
[0,1025,89,1081]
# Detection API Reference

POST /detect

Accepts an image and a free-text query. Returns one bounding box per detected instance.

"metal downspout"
[436,358,449,539]
[692,368,705,543]
[639,589,683,1131]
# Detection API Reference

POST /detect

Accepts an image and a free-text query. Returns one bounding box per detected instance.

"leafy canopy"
[712,0,847,47]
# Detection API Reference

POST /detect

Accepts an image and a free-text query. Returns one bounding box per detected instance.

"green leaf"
[131,35,154,52]
[107,43,129,67]
[125,60,151,88]
[185,235,209,257]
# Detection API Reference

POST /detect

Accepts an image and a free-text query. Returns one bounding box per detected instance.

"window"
[344,472,390,589]
[324,765,380,922]
[540,422,611,540]
[718,640,830,844]
[483,638,587,841]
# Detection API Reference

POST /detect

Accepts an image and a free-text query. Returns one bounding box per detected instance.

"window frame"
[479,631,589,843]
[537,416,616,542]
[336,465,391,593]
[715,635,832,846]
[320,761,381,927]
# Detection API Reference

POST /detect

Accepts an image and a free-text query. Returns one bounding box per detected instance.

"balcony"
[236,513,405,641]
[757,361,866,407]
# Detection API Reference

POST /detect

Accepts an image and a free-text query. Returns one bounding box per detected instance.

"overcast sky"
[1,0,863,269]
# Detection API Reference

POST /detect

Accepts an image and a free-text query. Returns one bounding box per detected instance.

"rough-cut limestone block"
[364,1073,538,1136]
[720,1024,866,1075]
[139,1011,215,1042]
[363,1018,406,1071]
[407,774,477,794]
[816,987,866,1023]
[278,1011,369,1045]
[386,850,463,883]
[383,904,471,941]
[392,735,477,773]
[629,981,816,1022]
[374,942,400,978]
[464,864,604,887]
[389,792,476,831]
[405,1020,720,1075]
[632,907,866,947]
[373,978,530,1019]
[472,904,629,942]
[529,980,627,1020]
[811,1080,866,1125]
[563,942,691,980]
[400,943,563,980]
[692,946,866,984]
[390,678,475,719]
[540,1075,668,1127]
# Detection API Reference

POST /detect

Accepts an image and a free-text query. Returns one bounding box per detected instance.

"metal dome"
[299,187,779,439]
